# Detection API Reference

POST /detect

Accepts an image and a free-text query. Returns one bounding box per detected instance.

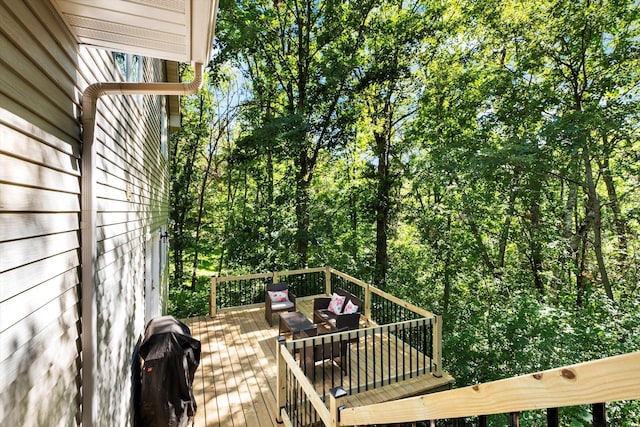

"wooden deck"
[185,306,282,427]
[183,297,453,427]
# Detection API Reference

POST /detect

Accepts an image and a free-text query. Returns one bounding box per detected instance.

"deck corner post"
[210,276,217,316]
[330,387,347,427]
[276,336,287,424]
[325,266,332,295]
[273,271,279,284]
[432,312,443,378]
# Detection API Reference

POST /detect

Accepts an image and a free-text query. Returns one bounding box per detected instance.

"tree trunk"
[463,204,496,275]
[191,139,216,290]
[497,176,519,270]
[266,148,275,268]
[171,95,204,287]
[527,174,544,295]
[582,144,614,300]
[576,229,588,308]
[442,214,453,315]
[597,144,628,261]
[374,129,390,290]
[295,150,310,268]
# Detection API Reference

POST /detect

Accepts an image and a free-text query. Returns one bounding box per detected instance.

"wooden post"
[325,266,332,295]
[364,282,372,323]
[210,276,217,316]
[432,313,443,377]
[330,387,347,427]
[273,271,279,284]
[276,336,287,424]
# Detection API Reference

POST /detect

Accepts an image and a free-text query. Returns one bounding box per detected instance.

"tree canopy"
[169,0,640,423]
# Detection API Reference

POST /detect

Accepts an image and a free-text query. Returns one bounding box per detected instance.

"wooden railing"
[210,266,437,323]
[338,351,640,426]
[276,350,640,426]
[210,267,327,314]
[210,267,443,380]
[212,267,447,426]
[276,317,442,427]
[285,317,438,400]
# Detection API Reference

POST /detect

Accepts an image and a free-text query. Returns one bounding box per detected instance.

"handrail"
[339,351,640,425]
[327,268,369,288]
[275,266,327,279]
[278,317,441,426]
[368,286,435,319]
[214,272,273,282]
[210,266,434,322]
[277,338,331,426]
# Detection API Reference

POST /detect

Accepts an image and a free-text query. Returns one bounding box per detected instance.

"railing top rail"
[339,351,640,426]
[214,267,327,283]
[214,272,273,283]
[279,342,331,425]
[328,268,369,288]
[284,317,434,351]
[212,266,438,324]
[369,286,436,319]
[277,266,327,276]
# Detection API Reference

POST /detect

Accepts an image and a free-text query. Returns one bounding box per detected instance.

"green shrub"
[167,280,211,319]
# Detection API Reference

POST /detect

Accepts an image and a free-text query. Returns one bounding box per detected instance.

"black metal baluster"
[430,319,434,373]
[373,327,377,387]
[422,319,427,374]
[409,324,414,378]
[296,383,302,426]
[355,329,360,393]
[394,323,399,383]
[387,324,391,383]
[285,369,290,418]
[546,407,558,427]
[330,334,336,387]
[364,330,369,391]
[402,324,406,379]
[322,336,327,400]
[592,403,606,427]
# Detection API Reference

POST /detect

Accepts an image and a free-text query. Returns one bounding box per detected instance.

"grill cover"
[138,316,201,427]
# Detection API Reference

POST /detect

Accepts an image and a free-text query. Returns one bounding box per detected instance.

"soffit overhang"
[50,0,218,64]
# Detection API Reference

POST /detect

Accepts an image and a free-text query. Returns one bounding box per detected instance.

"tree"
[218,0,377,267]
[354,0,431,288]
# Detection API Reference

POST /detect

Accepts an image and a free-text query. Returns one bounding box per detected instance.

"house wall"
[0,1,170,425]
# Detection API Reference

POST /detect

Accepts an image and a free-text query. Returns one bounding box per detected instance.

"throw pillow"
[268,290,288,303]
[343,300,359,314]
[328,293,346,314]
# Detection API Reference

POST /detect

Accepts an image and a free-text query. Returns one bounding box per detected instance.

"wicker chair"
[313,288,362,331]
[298,326,351,381]
[265,282,296,326]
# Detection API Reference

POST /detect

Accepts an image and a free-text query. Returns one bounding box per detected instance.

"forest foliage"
[168,0,640,423]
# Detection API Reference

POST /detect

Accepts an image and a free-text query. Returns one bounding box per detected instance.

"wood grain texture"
[340,351,640,425]
[185,298,453,427]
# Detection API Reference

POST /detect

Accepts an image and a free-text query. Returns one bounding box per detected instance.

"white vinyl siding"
[0,0,171,425]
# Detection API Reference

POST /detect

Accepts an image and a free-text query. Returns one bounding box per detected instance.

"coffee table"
[279,311,314,336]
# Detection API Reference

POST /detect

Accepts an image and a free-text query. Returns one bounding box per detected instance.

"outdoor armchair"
[265,282,296,326]
[313,288,362,331]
